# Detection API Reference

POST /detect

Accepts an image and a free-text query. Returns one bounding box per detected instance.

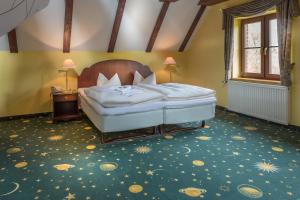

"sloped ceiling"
[0,0,49,36]
[0,0,203,52]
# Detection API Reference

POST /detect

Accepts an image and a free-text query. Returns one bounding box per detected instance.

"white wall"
[0,35,9,51]
[71,0,118,51]
[0,0,49,36]
[17,0,65,51]
[153,0,200,51]
[116,0,161,51]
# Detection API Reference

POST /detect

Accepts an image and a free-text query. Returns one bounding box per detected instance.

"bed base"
[100,120,205,143]
[159,120,205,135]
[80,97,164,143]
[80,95,215,143]
[160,103,215,135]
[99,120,206,143]
[100,126,160,144]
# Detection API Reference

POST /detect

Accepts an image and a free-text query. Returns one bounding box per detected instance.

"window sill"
[231,78,281,85]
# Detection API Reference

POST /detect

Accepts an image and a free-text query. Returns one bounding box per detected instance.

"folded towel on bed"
[138,83,216,100]
[84,86,163,108]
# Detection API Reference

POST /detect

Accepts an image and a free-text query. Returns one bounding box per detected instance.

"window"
[241,14,280,80]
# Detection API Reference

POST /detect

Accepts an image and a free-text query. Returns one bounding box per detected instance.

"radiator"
[228,80,289,125]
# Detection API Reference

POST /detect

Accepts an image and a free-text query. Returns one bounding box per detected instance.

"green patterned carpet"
[0,110,300,200]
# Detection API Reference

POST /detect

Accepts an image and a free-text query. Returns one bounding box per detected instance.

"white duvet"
[139,83,216,100]
[84,86,163,108]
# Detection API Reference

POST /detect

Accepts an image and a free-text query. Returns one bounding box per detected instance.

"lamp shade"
[164,57,176,65]
[63,59,76,69]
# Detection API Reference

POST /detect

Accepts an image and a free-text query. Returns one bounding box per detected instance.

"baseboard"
[1,108,299,130]
[216,105,227,111]
[0,110,87,122]
[0,112,52,121]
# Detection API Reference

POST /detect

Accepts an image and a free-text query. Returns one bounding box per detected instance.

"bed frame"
[78,59,163,143]
[78,59,152,88]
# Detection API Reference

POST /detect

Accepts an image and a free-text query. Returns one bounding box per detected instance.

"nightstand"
[51,91,81,123]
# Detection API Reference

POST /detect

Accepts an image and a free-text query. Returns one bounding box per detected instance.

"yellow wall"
[184,0,300,126]
[1,0,299,126]
[291,12,300,126]
[0,51,186,117]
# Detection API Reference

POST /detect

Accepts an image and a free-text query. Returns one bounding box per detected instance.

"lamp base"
[170,71,173,82]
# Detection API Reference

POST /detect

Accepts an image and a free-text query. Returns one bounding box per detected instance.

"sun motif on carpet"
[255,162,279,173]
[135,146,152,154]
[48,135,63,141]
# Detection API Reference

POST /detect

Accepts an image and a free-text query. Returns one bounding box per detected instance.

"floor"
[0,110,300,200]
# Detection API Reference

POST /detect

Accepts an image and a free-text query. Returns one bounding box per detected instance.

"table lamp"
[59,59,76,91]
[164,57,177,82]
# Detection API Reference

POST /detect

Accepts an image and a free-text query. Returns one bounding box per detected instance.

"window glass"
[269,47,280,75]
[269,19,280,75]
[245,49,261,73]
[244,22,261,48]
[269,19,278,46]
[244,21,262,74]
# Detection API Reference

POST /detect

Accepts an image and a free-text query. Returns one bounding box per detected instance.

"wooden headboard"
[78,59,152,88]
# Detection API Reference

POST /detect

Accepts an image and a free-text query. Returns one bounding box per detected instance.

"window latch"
[264,47,268,56]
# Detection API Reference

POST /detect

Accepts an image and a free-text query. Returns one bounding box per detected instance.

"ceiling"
[0,0,205,52]
[0,0,49,37]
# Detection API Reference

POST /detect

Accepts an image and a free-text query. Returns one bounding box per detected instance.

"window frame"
[241,13,280,80]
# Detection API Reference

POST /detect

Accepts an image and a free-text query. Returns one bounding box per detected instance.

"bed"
[138,83,216,133]
[78,60,164,142]
[78,88,164,133]
[78,59,216,142]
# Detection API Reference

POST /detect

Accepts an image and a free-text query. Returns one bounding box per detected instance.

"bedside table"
[51,91,81,123]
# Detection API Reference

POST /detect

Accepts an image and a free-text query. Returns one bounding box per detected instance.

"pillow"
[133,71,144,85]
[97,73,121,87]
[142,73,156,85]
[133,71,157,85]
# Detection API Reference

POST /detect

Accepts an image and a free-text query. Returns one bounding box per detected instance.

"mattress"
[84,85,163,108]
[79,88,216,115]
[78,88,164,116]
[138,83,216,100]
[165,97,216,109]
[80,95,164,133]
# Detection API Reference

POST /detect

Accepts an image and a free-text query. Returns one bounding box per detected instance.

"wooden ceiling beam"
[179,5,207,52]
[63,0,74,53]
[108,0,126,53]
[198,0,229,6]
[146,1,171,52]
[8,29,18,53]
